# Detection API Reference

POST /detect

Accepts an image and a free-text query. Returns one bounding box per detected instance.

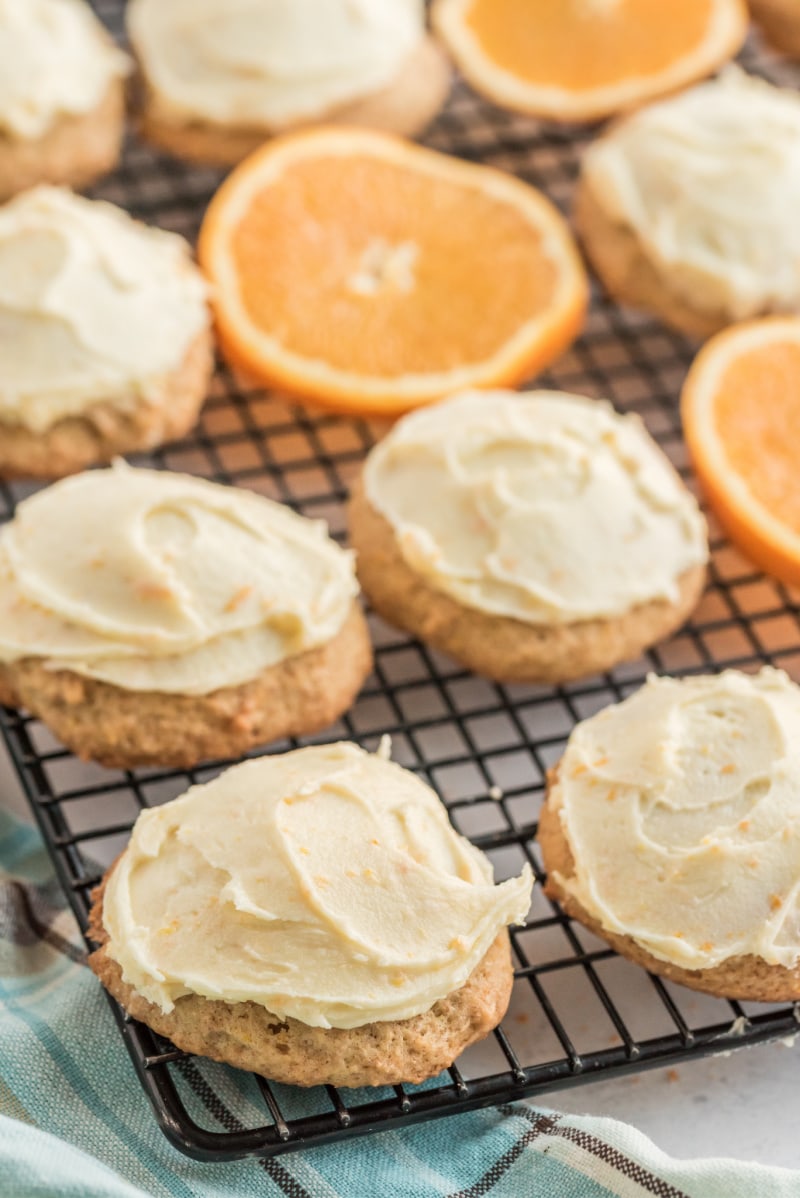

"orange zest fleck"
[136,581,174,602]
[224,584,254,613]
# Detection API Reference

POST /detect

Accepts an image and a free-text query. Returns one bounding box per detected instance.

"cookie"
[0,464,372,768]
[539,668,800,1002]
[0,0,129,200]
[0,333,211,482]
[0,187,212,479]
[751,0,800,57]
[349,391,708,684]
[127,0,450,167]
[88,743,532,1086]
[577,70,800,337]
[574,177,726,341]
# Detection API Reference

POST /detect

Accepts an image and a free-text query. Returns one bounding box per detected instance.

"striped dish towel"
[2,808,798,1198]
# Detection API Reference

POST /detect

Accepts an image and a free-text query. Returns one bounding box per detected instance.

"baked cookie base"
[574,174,738,340]
[538,774,800,1002]
[136,36,451,167]
[0,603,372,769]
[0,328,213,480]
[348,481,706,685]
[87,873,514,1088]
[751,0,800,57]
[0,79,125,202]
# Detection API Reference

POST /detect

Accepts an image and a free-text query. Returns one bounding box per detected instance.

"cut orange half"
[197,126,588,416]
[432,0,748,123]
[682,317,800,587]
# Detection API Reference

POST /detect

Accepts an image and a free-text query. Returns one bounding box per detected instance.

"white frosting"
[363,390,708,625]
[0,0,129,140]
[0,187,209,433]
[583,69,800,321]
[102,742,533,1027]
[0,462,359,695]
[127,0,424,128]
[550,669,800,971]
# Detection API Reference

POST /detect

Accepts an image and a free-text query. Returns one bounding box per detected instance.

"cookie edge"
[0,602,373,768]
[133,35,451,167]
[87,863,514,1087]
[538,763,800,1002]
[348,477,706,685]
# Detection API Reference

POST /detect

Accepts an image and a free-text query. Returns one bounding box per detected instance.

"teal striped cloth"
[2,808,799,1198]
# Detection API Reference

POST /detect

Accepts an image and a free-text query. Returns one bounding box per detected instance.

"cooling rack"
[2,0,800,1163]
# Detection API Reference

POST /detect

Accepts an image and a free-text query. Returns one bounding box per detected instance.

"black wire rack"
[3,0,800,1164]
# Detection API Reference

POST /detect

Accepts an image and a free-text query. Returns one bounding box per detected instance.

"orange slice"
[681,317,800,587]
[197,126,588,416]
[432,0,748,123]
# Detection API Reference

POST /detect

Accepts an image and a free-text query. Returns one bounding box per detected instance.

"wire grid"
[3,2,800,1163]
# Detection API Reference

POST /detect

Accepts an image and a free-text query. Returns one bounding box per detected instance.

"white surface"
[2,742,799,1172]
[545,1041,800,1169]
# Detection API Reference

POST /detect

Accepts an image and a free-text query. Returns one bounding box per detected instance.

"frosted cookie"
[0,0,129,201]
[0,463,372,768]
[349,391,708,684]
[126,0,451,167]
[576,70,800,338]
[539,668,800,1001]
[88,742,532,1086]
[0,187,212,479]
[751,0,800,57]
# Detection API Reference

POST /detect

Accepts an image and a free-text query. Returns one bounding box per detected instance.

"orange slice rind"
[681,316,800,587]
[198,126,588,416]
[432,0,748,123]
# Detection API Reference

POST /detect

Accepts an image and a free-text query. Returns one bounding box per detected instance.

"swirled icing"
[127,0,424,128]
[0,0,128,140]
[102,741,533,1027]
[0,462,358,695]
[582,69,800,320]
[363,390,708,624]
[549,668,800,970]
[0,187,208,433]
